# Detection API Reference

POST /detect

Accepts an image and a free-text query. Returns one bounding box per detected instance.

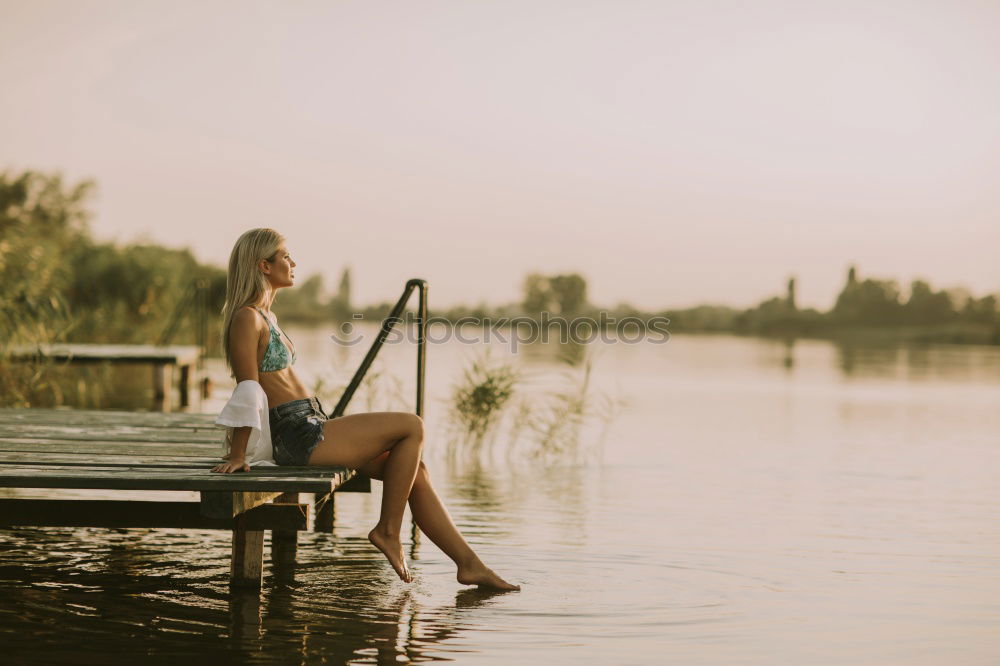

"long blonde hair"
[221,228,284,376]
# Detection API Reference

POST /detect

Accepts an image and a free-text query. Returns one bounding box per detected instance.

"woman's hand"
[212,458,250,474]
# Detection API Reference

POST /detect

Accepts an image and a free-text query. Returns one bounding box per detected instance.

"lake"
[1,326,998,664]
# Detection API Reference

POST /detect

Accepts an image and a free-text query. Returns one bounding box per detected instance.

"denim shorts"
[269,397,327,466]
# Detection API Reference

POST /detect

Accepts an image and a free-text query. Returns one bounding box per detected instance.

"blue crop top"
[253,307,296,372]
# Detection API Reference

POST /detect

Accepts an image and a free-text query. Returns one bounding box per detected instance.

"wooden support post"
[270,492,299,567]
[152,363,173,412]
[179,364,191,408]
[231,512,264,588]
[314,492,334,533]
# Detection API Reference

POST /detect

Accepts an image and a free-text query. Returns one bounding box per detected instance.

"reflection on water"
[3,333,1000,664]
[0,525,514,663]
[832,339,1000,383]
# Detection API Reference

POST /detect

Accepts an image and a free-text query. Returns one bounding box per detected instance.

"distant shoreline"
[273,313,1000,348]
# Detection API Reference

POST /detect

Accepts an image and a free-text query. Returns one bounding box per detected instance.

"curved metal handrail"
[328,278,428,419]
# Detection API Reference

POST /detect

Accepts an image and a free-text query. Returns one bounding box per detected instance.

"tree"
[903,280,954,325]
[522,273,552,315]
[521,272,588,316]
[0,171,93,344]
[330,267,353,321]
[962,295,998,326]
[548,274,588,316]
[832,277,903,325]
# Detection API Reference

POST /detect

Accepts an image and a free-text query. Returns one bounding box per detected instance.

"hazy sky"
[2,0,998,310]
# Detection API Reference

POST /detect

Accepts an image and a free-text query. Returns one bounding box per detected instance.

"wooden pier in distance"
[7,344,203,411]
[0,408,370,587]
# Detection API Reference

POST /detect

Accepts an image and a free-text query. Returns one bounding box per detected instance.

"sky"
[1,0,998,311]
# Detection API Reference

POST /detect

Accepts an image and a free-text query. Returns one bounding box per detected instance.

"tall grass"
[510,354,593,459]
[447,347,625,463]
[445,350,520,459]
[0,170,226,408]
[507,349,625,462]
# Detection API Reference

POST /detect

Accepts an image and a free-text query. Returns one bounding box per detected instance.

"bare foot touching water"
[457,562,521,591]
[368,527,411,583]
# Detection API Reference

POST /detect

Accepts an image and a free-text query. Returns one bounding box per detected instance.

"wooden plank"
[231,512,264,587]
[0,452,223,467]
[0,419,210,431]
[8,344,201,365]
[0,463,348,476]
[338,474,372,493]
[0,408,216,431]
[0,426,223,442]
[199,468,351,517]
[0,438,221,451]
[0,464,350,493]
[0,434,225,447]
[0,421,220,430]
[0,441,222,456]
[0,408,213,419]
[0,435,217,447]
[201,490,284,519]
[0,409,217,427]
[0,499,310,531]
[0,434,219,445]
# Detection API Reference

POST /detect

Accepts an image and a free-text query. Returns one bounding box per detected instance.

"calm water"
[2,329,999,664]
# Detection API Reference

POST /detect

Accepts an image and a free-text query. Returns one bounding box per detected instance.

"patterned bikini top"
[253,307,296,372]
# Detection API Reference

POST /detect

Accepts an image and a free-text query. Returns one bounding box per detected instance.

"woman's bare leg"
[308,412,424,582]
[358,454,519,591]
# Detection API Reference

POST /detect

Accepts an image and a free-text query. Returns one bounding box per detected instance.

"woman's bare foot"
[457,561,520,591]
[368,527,411,583]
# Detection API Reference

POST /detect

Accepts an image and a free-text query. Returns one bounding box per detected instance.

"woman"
[211,228,518,590]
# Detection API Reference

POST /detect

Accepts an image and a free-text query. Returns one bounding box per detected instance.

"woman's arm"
[212,308,262,474]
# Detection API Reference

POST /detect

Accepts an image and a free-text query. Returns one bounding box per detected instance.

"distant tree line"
[3,170,996,358]
[231,264,1000,347]
[329,266,999,345]
[0,171,227,352]
[0,171,232,405]
[726,268,999,344]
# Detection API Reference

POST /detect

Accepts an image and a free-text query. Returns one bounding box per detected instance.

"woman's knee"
[398,412,423,442]
[383,411,422,441]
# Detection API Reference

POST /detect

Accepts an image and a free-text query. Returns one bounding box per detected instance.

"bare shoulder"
[229,306,265,381]
[231,307,266,336]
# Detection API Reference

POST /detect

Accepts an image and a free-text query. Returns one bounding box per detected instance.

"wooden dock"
[8,344,203,411]
[0,408,370,587]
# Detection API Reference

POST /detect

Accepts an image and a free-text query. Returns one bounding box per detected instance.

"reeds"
[446,347,625,463]
[445,350,520,459]
[508,349,625,462]
[510,354,592,459]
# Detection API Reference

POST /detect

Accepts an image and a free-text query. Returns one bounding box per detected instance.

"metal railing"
[328,278,428,419]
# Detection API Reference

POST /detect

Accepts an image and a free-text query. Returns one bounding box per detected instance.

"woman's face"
[263,244,296,289]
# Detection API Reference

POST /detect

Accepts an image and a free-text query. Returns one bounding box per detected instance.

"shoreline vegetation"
[2,170,998,407]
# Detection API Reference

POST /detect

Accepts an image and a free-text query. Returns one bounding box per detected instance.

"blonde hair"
[221,228,284,376]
